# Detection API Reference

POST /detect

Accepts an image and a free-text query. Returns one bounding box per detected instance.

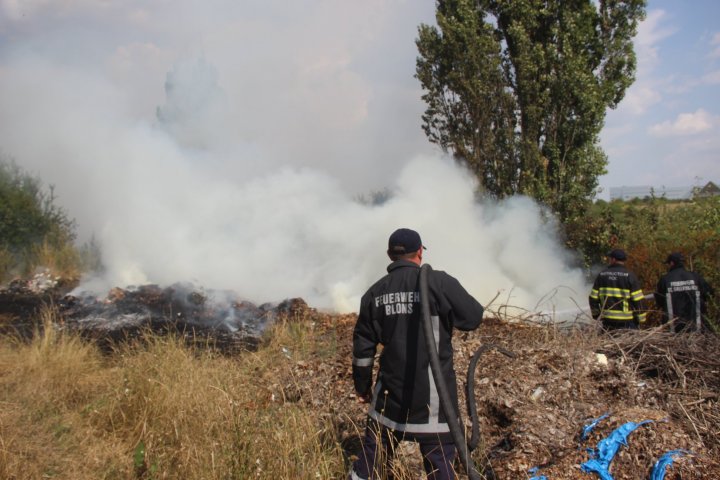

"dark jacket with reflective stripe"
[655,265,713,330]
[352,260,483,439]
[589,264,646,326]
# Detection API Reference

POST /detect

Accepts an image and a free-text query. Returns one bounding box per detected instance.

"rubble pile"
[457,320,720,479]
[279,316,720,479]
[600,329,720,462]
[0,270,66,337]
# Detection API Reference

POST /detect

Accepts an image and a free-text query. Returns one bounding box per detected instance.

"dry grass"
[0,308,348,480]
[31,240,82,282]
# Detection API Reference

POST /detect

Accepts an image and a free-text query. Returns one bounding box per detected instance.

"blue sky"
[600,0,720,196]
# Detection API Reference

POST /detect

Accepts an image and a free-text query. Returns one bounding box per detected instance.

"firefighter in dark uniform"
[589,249,647,330]
[349,228,484,480]
[655,252,714,332]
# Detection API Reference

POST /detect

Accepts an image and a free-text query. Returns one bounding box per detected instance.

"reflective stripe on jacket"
[589,264,646,324]
[352,260,483,439]
[655,265,713,330]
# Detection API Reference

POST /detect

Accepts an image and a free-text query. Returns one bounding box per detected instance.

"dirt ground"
[284,312,720,479]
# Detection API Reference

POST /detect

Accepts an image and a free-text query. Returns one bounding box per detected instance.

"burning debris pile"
[0,274,309,353]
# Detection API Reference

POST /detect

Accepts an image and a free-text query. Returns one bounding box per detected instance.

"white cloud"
[0,0,110,21]
[669,69,720,94]
[701,70,720,85]
[620,85,663,115]
[711,32,720,58]
[615,9,675,115]
[635,9,676,75]
[0,0,51,20]
[648,109,716,136]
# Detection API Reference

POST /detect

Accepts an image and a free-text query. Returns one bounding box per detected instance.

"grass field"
[0,310,352,480]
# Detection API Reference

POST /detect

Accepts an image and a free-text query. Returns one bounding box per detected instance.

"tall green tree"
[416,0,645,222]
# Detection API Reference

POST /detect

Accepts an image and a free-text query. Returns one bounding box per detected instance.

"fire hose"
[419,264,515,480]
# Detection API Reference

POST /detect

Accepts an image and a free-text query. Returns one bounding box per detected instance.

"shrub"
[571,196,720,328]
[0,157,79,281]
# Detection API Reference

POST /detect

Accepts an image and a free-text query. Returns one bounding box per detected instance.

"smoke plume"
[0,1,590,318]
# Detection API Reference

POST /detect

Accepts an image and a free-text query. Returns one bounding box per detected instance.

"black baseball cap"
[388,228,426,255]
[607,249,627,261]
[664,252,684,265]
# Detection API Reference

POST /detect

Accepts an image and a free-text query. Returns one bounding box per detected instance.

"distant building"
[609,182,719,201]
[609,185,694,201]
[694,181,720,198]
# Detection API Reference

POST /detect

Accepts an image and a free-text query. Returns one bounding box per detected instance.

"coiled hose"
[419,264,515,480]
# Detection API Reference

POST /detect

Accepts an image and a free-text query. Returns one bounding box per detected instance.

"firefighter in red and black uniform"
[589,249,647,330]
[349,228,484,480]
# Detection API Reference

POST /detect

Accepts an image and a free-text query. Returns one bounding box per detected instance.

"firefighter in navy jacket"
[655,252,714,332]
[350,228,484,480]
[589,249,647,329]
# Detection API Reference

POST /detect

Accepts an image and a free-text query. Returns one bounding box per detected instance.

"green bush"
[0,157,79,282]
[570,196,720,328]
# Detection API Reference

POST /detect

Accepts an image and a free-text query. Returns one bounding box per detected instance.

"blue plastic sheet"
[582,413,610,441]
[528,466,548,480]
[650,449,690,480]
[580,420,653,480]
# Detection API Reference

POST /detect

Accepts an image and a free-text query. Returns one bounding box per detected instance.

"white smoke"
[0,1,591,318]
[76,150,588,316]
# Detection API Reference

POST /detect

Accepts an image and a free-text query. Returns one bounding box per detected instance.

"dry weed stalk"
[600,326,720,456]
